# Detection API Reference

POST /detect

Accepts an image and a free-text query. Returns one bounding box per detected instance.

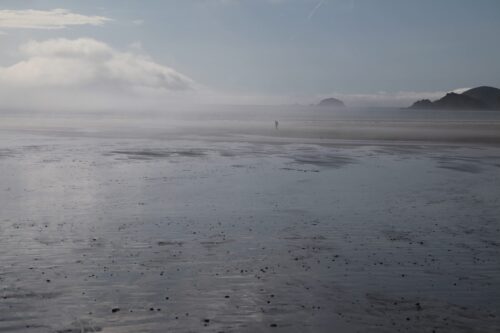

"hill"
[462,86,500,109]
[409,86,500,110]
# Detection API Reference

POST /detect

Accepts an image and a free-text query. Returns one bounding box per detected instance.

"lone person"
[275,120,279,130]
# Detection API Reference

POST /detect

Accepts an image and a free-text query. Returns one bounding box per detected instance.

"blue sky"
[0,0,499,107]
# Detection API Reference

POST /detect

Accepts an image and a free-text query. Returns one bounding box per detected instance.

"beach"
[1,107,500,332]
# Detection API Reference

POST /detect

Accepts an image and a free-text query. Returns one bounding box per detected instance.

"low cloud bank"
[1,38,194,90]
[0,38,197,111]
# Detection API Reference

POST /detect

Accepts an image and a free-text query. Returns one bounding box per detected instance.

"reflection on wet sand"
[1,111,500,332]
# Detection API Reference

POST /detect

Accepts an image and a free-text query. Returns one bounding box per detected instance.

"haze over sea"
[3,106,500,143]
[1,1,500,332]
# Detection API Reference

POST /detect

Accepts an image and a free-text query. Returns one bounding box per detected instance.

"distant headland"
[409,86,500,110]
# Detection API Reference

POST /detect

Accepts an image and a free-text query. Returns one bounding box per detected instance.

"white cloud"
[0,8,111,29]
[0,38,195,91]
[452,87,471,94]
[19,38,114,60]
[0,38,197,110]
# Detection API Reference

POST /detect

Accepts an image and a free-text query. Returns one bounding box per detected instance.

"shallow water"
[1,107,500,332]
[2,105,500,144]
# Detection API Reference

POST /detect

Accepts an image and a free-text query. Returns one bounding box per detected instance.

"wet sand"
[1,108,500,332]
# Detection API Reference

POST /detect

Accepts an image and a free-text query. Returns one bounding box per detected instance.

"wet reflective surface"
[1,109,500,332]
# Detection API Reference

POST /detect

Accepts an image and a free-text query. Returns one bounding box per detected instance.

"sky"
[0,0,499,109]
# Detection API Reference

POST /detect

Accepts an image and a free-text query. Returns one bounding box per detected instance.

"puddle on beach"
[0,132,499,332]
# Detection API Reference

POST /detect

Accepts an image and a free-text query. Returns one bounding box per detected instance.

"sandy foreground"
[1,109,500,332]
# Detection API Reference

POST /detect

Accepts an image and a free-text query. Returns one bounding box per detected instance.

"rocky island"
[318,97,345,107]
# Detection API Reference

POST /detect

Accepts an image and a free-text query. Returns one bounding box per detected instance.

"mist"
[1,2,500,333]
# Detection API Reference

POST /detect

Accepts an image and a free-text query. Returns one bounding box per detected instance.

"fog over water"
[2,1,500,332]
[3,106,500,144]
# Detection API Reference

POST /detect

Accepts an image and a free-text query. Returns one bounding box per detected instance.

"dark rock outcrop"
[462,86,500,110]
[432,92,488,110]
[409,99,433,109]
[409,86,500,110]
[318,97,345,107]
